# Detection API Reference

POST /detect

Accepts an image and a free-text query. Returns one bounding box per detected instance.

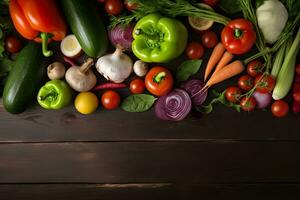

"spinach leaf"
[176,59,202,82]
[219,0,241,14]
[121,94,157,112]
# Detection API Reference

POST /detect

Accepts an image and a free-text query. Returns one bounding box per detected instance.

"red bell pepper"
[221,18,256,55]
[9,0,67,57]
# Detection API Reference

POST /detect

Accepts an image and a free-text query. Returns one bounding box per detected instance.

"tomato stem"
[154,72,166,83]
[234,29,243,38]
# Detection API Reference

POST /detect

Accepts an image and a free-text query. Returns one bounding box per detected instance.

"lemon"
[74,92,99,115]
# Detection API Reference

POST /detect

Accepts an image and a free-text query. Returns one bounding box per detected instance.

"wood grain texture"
[1,183,300,200]
[0,142,299,183]
[1,101,299,142]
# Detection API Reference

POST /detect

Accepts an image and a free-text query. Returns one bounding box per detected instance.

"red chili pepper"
[9,0,67,57]
[221,18,256,55]
[93,83,127,91]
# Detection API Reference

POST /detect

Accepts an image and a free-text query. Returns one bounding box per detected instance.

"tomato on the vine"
[201,0,219,7]
[130,78,145,94]
[293,91,300,102]
[185,42,204,59]
[271,100,289,117]
[101,90,121,110]
[5,36,22,54]
[201,31,218,48]
[145,66,173,96]
[296,64,300,76]
[225,86,242,103]
[238,75,254,91]
[254,74,276,93]
[240,96,256,112]
[124,0,138,11]
[247,60,263,77]
[105,0,123,16]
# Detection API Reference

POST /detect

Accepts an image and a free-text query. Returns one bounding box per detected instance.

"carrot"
[204,43,225,81]
[206,60,244,87]
[211,51,233,77]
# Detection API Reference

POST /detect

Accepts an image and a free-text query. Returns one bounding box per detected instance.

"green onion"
[272,27,300,100]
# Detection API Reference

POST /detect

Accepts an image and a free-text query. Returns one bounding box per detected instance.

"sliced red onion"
[108,24,134,50]
[181,79,207,106]
[253,91,272,109]
[155,89,192,121]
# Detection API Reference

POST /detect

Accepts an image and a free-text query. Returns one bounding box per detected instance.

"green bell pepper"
[37,80,73,110]
[132,13,188,63]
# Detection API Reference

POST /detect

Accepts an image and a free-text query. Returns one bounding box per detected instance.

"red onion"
[108,24,134,50]
[253,91,272,109]
[155,89,192,121]
[181,79,208,106]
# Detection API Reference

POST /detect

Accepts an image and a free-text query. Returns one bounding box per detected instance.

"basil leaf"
[121,94,156,112]
[219,0,241,14]
[176,59,202,82]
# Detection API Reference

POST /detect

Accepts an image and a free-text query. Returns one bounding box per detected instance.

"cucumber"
[3,43,46,114]
[61,0,108,58]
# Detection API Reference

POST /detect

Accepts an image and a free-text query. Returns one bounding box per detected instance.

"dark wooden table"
[1,97,300,199]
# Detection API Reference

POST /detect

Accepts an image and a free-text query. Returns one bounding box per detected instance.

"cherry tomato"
[201,0,219,6]
[185,42,204,59]
[130,78,145,94]
[5,36,22,54]
[247,60,263,77]
[101,90,121,110]
[238,75,254,91]
[201,31,218,48]
[254,74,276,93]
[293,91,300,102]
[271,100,289,118]
[124,0,138,11]
[105,0,123,16]
[240,96,256,112]
[145,66,174,96]
[225,86,242,103]
[296,64,300,76]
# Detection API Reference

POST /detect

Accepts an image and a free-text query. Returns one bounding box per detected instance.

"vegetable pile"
[1,0,300,121]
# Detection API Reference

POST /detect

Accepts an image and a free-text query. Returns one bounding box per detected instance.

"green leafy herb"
[121,94,157,112]
[176,59,202,82]
[196,90,240,114]
[218,0,241,14]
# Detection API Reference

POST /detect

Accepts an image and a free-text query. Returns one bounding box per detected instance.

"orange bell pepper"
[9,0,67,57]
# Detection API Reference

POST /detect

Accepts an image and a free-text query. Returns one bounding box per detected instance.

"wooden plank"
[0,102,299,142]
[0,142,299,183]
[1,183,300,200]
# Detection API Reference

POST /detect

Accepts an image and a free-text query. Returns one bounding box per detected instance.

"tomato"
[201,31,218,48]
[145,66,174,96]
[130,78,145,94]
[75,92,99,115]
[201,0,219,6]
[296,64,300,76]
[271,100,289,118]
[5,36,22,54]
[293,91,300,102]
[240,96,256,112]
[221,19,256,55]
[225,86,242,103]
[101,90,121,110]
[185,42,204,59]
[254,74,276,93]
[124,0,138,11]
[247,60,263,77]
[105,0,123,16]
[238,75,254,91]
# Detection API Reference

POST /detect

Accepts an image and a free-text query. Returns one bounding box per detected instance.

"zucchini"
[3,43,46,114]
[61,0,108,58]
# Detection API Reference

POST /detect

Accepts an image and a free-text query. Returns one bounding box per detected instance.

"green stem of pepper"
[154,72,166,83]
[134,29,160,42]
[40,32,53,57]
[38,91,57,101]
[234,29,243,38]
